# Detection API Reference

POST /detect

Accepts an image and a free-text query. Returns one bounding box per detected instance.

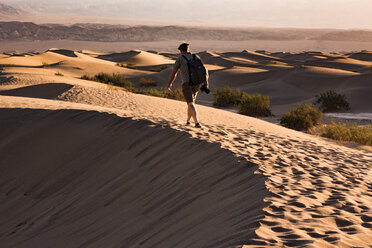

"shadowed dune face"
[48,49,78,58]
[0,83,73,99]
[0,109,267,248]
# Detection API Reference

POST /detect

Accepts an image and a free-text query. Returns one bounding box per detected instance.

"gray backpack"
[182,54,207,86]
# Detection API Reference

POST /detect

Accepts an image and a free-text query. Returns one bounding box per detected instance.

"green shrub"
[322,122,372,146]
[214,86,272,117]
[138,77,157,87]
[314,90,350,112]
[150,64,173,72]
[81,73,132,89]
[55,72,64,76]
[213,86,243,107]
[238,93,272,117]
[117,63,138,70]
[280,103,322,131]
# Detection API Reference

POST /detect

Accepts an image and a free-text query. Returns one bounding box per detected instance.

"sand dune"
[0,107,266,248]
[0,51,70,67]
[223,50,283,63]
[48,48,78,57]
[348,51,372,61]
[208,67,271,88]
[294,66,359,77]
[305,58,372,72]
[0,49,154,79]
[97,50,174,66]
[274,51,346,62]
[80,49,106,56]
[0,48,372,247]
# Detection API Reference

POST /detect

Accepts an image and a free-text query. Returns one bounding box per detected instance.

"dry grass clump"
[138,77,157,87]
[136,88,184,101]
[321,122,372,146]
[82,72,184,101]
[280,103,322,131]
[150,64,173,72]
[81,73,133,89]
[116,63,138,70]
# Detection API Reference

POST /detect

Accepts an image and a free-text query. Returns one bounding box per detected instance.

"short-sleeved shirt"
[173,53,194,84]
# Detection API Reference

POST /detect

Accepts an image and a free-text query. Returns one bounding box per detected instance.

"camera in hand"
[200,84,210,94]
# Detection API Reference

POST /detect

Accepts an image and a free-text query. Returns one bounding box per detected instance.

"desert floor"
[0,48,371,247]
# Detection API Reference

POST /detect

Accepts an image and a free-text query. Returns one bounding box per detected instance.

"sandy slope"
[96,50,174,66]
[0,107,266,248]
[0,49,372,247]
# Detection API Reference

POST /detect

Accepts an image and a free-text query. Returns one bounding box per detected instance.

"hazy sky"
[4,0,372,29]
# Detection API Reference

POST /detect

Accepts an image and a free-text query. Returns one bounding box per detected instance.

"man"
[167,42,208,128]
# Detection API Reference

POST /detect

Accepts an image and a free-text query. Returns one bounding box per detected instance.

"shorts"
[182,82,200,103]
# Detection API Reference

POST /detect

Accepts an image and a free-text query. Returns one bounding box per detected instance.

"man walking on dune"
[168,42,209,128]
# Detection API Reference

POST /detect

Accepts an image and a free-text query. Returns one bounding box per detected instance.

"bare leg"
[187,102,199,124]
[187,105,192,123]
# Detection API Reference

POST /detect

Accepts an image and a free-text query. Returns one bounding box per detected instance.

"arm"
[168,69,178,91]
[205,68,209,88]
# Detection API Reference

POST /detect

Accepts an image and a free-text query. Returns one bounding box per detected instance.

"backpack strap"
[182,54,192,84]
[182,54,190,62]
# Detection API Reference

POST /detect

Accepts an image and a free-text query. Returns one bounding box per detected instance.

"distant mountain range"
[1,21,372,43]
[1,2,372,43]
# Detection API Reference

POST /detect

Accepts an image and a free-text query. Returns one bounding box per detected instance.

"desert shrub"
[134,88,166,97]
[167,88,184,101]
[117,63,138,70]
[42,62,50,68]
[238,93,272,117]
[81,74,93,80]
[138,77,157,87]
[0,64,15,68]
[213,86,243,107]
[81,73,132,89]
[314,90,350,112]
[322,122,372,146]
[150,64,173,72]
[82,72,184,101]
[214,86,272,116]
[280,103,322,131]
[135,88,184,101]
[55,72,64,76]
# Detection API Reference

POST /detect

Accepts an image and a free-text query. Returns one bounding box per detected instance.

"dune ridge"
[0,48,372,247]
